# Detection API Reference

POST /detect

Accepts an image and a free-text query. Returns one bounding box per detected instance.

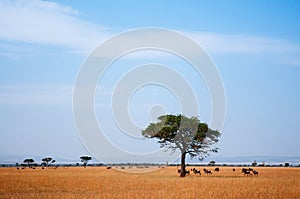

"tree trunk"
[180,152,186,177]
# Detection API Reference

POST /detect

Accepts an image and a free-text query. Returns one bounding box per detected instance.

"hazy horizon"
[1,1,300,163]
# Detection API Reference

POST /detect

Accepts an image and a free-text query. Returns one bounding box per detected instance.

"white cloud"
[0,0,110,54]
[0,43,33,59]
[0,0,299,66]
[187,31,300,54]
[91,30,300,66]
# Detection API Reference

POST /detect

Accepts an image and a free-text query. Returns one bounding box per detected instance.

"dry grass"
[0,166,299,198]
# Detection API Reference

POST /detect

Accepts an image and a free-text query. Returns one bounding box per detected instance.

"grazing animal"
[106,166,111,169]
[232,168,235,172]
[243,170,252,176]
[192,168,201,175]
[203,168,212,175]
[178,169,190,175]
[253,170,258,176]
[214,167,220,172]
[242,168,253,176]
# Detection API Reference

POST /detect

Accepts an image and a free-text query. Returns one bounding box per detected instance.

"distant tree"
[80,156,92,168]
[142,114,220,177]
[42,157,56,167]
[209,160,216,166]
[285,162,290,167]
[258,161,265,167]
[252,160,257,167]
[23,158,35,168]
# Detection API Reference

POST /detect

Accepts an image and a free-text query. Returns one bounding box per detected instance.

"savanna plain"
[0,166,299,199]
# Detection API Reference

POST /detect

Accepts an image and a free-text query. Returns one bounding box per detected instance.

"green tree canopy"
[80,156,92,168]
[142,114,220,177]
[42,157,55,167]
[23,158,35,168]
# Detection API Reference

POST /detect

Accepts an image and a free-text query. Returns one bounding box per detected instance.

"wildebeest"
[253,170,258,176]
[192,168,201,175]
[106,166,112,169]
[242,168,253,176]
[203,168,212,174]
[214,167,220,172]
[243,170,251,176]
[232,168,235,172]
[177,169,190,175]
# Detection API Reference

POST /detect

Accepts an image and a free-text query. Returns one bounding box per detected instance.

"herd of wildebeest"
[13,162,259,177]
[178,167,259,176]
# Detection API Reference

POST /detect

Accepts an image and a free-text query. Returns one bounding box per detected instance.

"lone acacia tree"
[42,157,55,167]
[80,156,92,168]
[23,158,35,168]
[142,114,220,177]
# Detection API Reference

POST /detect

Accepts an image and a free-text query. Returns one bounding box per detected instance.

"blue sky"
[0,0,299,163]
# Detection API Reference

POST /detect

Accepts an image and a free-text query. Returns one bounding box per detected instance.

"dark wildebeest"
[192,168,201,175]
[214,167,220,172]
[243,170,252,176]
[203,168,212,175]
[232,168,235,172]
[178,169,190,175]
[242,168,252,176]
[253,170,258,176]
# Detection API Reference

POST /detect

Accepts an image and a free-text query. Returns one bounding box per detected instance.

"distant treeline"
[1,162,299,168]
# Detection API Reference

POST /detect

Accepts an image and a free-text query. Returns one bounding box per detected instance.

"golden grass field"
[0,166,299,199]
